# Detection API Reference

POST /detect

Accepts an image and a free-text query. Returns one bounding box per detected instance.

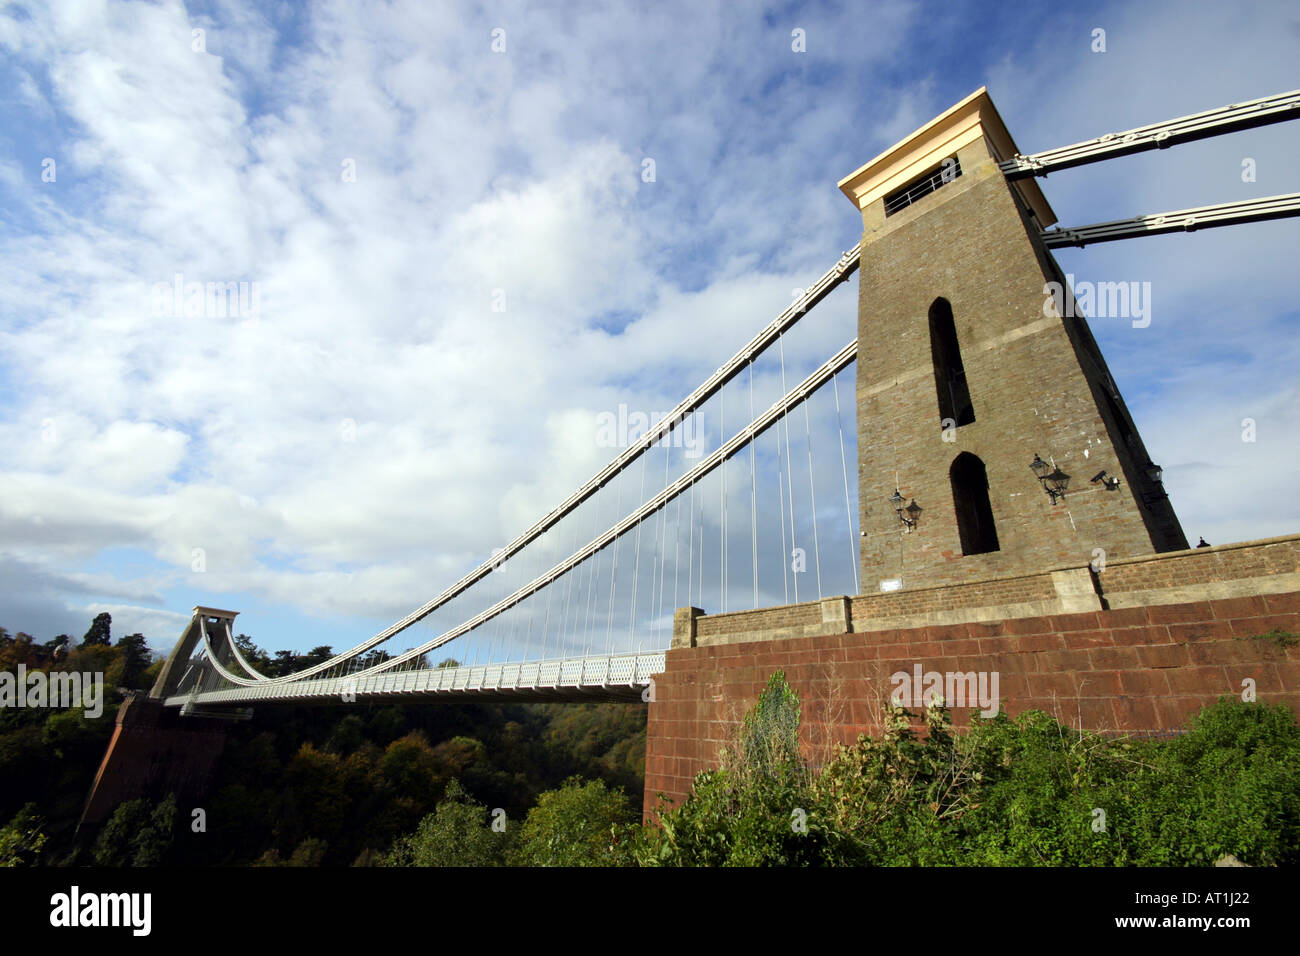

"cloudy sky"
[1,0,1296,658]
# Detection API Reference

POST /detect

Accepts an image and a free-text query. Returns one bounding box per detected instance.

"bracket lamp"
[888,488,922,531]
[1030,454,1071,505]
[1141,459,1169,505]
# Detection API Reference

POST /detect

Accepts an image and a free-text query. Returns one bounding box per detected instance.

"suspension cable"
[720,381,727,612]
[803,393,823,599]
[749,358,759,608]
[625,450,648,654]
[832,368,860,594]
[780,333,799,602]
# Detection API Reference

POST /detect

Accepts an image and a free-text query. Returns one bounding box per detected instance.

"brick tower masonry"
[642,88,1299,820]
[844,87,1185,592]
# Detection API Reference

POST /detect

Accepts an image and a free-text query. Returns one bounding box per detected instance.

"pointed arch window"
[929,297,974,427]
[951,452,999,555]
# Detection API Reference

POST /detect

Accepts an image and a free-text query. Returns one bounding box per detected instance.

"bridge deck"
[163,652,665,708]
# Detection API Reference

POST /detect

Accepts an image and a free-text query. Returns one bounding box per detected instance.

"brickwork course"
[644,536,1300,819]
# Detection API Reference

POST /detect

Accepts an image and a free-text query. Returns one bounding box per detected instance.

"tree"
[286,837,329,866]
[271,650,296,677]
[92,795,176,866]
[108,633,152,690]
[0,804,47,866]
[303,646,333,667]
[379,732,444,807]
[42,635,70,660]
[509,778,636,867]
[283,744,351,845]
[358,648,392,669]
[233,633,273,676]
[385,780,508,866]
[81,612,112,647]
[325,715,366,756]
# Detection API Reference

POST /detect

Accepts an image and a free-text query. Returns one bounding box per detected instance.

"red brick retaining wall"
[643,583,1300,820]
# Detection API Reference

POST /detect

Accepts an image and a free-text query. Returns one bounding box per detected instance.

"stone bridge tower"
[838,88,1186,593]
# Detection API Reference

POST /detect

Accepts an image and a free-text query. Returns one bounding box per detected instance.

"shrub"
[641,671,831,866]
[639,674,1300,867]
[385,779,508,866]
[509,778,636,866]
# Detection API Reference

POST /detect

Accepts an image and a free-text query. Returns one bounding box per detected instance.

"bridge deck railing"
[163,652,666,708]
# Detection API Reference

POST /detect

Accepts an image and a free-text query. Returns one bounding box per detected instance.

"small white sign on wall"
[879,578,903,592]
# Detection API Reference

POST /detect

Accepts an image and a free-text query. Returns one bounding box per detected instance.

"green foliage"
[948,709,1145,866]
[637,674,1300,868]
[325,714,366,755]
[1243,628,1298,649]
[140,657,165,691]
[640,671,830,866]
[509,777,637,867]
[92,795,176,867]
[1116,699,1300,865]
[811,702,979,865]
[385,779,509,866]
[0,804,47,866]
[277,837,329,866]
[109,633,152,690]
[81,612,112,648]
[3,618,652,866]
[42,706,105,757]
[738,670,802,781]
[539,702,646,796]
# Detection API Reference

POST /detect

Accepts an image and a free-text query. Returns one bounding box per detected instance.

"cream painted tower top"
[837,87,1057,229]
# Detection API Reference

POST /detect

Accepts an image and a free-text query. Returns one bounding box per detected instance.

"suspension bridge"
[148,86,1300,712]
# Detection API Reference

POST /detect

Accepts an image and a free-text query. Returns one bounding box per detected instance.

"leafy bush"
[385,779,509,866]
[640,671,832,866]
[0,804,47,866]
[92,795,176,866]
[508,777,636,866]
[638,674,1300,868]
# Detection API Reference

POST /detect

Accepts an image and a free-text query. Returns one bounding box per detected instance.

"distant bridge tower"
[839,88,1187,593]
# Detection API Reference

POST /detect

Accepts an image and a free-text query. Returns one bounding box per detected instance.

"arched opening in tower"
[929,297,974,428]
[950,452,1000,555]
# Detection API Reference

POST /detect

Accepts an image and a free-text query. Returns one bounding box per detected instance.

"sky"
[0,0,1297,660]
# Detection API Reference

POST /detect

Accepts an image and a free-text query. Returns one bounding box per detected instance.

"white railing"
[163,652,665,708]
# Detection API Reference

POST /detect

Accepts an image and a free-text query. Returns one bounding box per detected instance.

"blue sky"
[0,0,1296,658]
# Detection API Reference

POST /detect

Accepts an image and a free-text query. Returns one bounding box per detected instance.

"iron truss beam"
[1040,193,1300,248]
[1001,88,1300,179]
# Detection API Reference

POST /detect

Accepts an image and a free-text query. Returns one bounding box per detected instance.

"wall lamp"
[1090,470,1121,491]
[1141,459,1168,505]
[1030,454,1071,504]
[888,488,922,531]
